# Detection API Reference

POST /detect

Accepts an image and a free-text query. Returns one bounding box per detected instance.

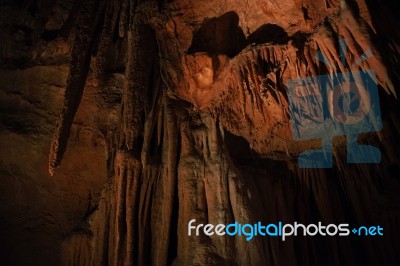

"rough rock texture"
[1,0,400,265]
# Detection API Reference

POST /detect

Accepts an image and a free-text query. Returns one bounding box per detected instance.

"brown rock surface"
[1,0,400,265]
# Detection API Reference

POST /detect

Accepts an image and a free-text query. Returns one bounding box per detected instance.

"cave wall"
[0,0,400,265]
[0,2,121,264]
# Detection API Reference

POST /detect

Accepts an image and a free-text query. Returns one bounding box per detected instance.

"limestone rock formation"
[0,0,399,265]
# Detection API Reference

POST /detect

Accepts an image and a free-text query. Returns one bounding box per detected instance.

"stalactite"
[44,0,400,265]
[151,97,179,265]
[48,0,107,175]
[92,2,114,87]
[121,2,157,150]
[59,0,85,39]
[119,0,133,38]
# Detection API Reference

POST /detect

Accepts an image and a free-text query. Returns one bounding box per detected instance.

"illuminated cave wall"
[0,0,400,265]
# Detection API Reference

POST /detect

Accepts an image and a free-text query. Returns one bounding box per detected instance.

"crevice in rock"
[247,24,290,45]
[187,11,247,58]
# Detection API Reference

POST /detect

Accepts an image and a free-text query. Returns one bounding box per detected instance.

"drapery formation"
[42,0,400,265]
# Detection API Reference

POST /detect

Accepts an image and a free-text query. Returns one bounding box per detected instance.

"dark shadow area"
[188,14,307,58]
[291,31,311,50]
[247,24,289,45]
[224,130,255,160]
[187,11,246,58]
[40,29,59,41]
[301,6,311,21]
[224,130,292,163]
